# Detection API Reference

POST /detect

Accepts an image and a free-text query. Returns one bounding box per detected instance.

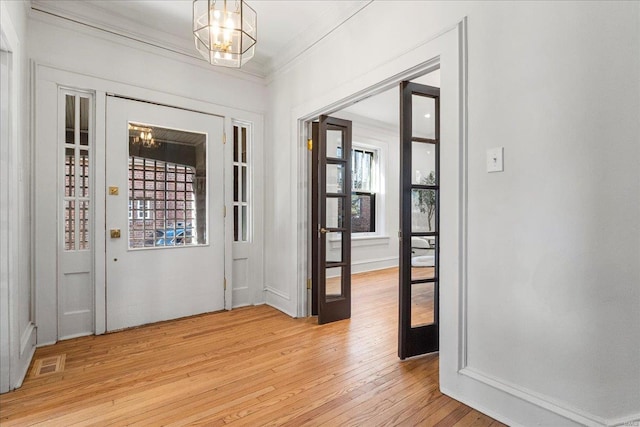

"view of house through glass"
[64,93,91,251]
[128,122,207,249]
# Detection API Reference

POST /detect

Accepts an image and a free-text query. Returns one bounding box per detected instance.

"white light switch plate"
[487,147,504,172]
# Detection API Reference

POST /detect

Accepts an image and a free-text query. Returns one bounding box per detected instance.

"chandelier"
[193,0,257,68]
[129,124,159,149]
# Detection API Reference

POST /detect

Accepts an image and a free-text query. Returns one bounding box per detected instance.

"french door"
[312,116,353,324]
[105,97,225,331]
[399,81,440,359]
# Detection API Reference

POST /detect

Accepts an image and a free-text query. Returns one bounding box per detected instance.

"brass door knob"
[110,229,121,238]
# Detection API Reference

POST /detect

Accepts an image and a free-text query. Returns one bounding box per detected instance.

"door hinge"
[223,133,227,144]
[398,230,402,240]
[307,138,313,151]
[224,278,227,290]
[307,278,312,290]
[224,205,227,217]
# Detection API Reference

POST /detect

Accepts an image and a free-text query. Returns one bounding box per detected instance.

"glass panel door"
[399,81,440,359]
[312,116,352,324]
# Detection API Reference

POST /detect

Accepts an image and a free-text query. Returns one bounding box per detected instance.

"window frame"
[350,145,378,234]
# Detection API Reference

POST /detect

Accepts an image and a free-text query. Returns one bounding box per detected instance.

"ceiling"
[30,0,372,78]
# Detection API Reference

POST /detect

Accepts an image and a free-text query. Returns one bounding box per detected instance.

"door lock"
[110,229,121,238]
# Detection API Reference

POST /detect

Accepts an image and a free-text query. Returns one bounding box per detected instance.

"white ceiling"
[30,0,372,78]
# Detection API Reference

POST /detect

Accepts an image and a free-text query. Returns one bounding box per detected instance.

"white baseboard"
[454,367,620,427]
[350,256,398,274]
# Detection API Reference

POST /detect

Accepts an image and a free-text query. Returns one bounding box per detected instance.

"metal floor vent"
[32,354,66,377]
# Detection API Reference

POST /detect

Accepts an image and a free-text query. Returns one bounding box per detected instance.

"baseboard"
[13,341,36,390]
[19,322,36,357]
[350,256,398,274]
[264,285,296,318]
[456,367,613,427]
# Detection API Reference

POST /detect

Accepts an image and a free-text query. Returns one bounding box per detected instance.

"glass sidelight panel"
[63,91,92,252]
[410,282,435,327]
[412,188,437,233]
[326,231,343,263]
[412,95,436,139]
[233,121,251,242]
[128,123,206,249]
[326,129,343,158]
[325,266,343,298]
[412,142,436,185]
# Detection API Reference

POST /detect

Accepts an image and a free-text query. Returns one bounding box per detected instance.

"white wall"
[264,1,640,425]
[28,10,268,345]
[0,0,37,393]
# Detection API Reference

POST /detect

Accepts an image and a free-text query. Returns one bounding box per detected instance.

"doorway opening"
[306,66,441,358]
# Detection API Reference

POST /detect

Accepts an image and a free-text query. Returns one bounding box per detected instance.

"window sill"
[329,235,391,249]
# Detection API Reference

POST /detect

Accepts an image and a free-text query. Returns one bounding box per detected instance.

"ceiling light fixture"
[424,113,431,118]
[129,124,159,149]
[193,0,257,68]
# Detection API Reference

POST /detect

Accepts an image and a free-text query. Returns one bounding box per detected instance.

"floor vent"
[32,354,66,377]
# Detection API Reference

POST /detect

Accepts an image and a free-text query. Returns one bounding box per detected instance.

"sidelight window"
[63,92,92,251]
[232,121,251,242]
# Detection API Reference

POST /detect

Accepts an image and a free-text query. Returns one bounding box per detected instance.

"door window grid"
[128,157,196,248]
[63,93,92,251]
[233,123,250,242]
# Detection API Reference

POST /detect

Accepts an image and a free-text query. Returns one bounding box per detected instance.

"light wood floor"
[0,267,504,426]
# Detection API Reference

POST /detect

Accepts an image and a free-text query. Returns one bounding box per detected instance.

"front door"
[399,81,440,358]
[105,97,225,331]
[312,116,353,324]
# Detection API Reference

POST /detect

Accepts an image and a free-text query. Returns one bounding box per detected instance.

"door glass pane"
[412,95,435,139]
[412,189,437,232]
[412,142,436,185]
[411,236,436,281]
[128,123,206,249]
[326,266,343,298]
[65,95,75,144]
[79,149,90,197]
[411,282,435,327]
[326,129,343,158]
[79,201,90,250]
[79,97,89,146]
[241,205,248,241]
[326,231,342,263]
[326,197,344,228]
[65,147,75,197]
[326,163,344,194]
[64,200,75,251]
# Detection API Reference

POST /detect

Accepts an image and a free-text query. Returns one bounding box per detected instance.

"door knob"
[320,228,328,234]
[110,229,121,238]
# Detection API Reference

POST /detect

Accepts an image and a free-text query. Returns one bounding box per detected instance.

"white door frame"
[34,64,264,345]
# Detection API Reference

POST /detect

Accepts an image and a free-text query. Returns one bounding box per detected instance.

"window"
[127,123,207,249]
[63,92,92,251]
[351,148,376,233]
[233,121,251,242]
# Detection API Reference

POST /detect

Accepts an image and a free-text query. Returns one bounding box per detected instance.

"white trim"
[460,368,610,427]
[35,63,264,345]
[264,286,291,302]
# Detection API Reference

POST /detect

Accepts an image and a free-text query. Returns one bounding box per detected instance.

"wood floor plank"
[0,267,505,426]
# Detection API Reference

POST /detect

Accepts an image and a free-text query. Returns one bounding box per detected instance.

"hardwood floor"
[0,267,503,426]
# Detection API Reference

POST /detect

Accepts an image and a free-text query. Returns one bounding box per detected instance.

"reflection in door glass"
[326,129,343,158]
[128,123,207,249]
[411,282,434,327]
[326,266,343,298]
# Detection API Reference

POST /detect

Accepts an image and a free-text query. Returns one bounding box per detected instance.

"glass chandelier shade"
[193,0,257,68]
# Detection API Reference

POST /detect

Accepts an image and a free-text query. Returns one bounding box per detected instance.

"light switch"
[486,147,504,173]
